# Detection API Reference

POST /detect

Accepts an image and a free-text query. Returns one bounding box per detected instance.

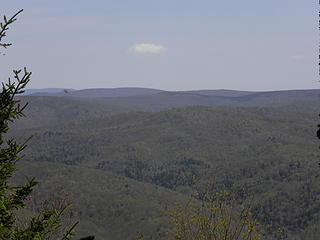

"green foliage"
[136,189,261,240]
[0,10,77,240]
[10,105,320,239]
[0,10,23,49]
[167,190,261,240]
[14,161,185,240]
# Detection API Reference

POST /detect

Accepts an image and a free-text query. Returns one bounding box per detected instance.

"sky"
[0,0,318,91]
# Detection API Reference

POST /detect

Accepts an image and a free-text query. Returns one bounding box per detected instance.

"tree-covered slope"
[14,161,186,240]
[93,89,320,111]
[14,96,131,129]
[10,106,320,239]
[22,88,320,113]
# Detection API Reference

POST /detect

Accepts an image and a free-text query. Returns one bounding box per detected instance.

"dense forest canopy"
[9,99,320,240]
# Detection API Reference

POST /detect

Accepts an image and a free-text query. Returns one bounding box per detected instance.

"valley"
[9,88,320,239]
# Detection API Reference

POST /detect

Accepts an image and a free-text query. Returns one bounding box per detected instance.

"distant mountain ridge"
[24,87,256,98]
[23,88,75,95]
[95,88,320,111]
[183,89,254,97]
[24,87,319,101]
[25,87,163,98]
[19,88,320,124]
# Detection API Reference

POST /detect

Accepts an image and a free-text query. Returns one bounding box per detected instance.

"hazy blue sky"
[1,1,317,91]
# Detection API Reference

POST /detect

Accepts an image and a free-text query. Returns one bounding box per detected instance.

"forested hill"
[14,96,131,129]
[10,104,320,240]
[24,88,320,101]
[20,88,320,115]
[16,88,320,130]
[98,89,320,111]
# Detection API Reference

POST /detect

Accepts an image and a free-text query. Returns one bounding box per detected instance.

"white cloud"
[291,55,305,61]
[131,43,167,54]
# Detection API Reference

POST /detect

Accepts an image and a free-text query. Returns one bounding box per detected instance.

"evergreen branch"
[0,9,23,48]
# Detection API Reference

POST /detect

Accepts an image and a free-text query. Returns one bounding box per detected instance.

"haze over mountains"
[26,87,319,99]
[24,87,255,98]
[21,87,320,118]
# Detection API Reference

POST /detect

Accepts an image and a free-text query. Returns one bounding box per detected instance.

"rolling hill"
[14,161,186,240]
[9,104,320,239]
[14,96,131,129]
[21,88,320,115]
[25,87,163,98]
[98,89,320,111]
